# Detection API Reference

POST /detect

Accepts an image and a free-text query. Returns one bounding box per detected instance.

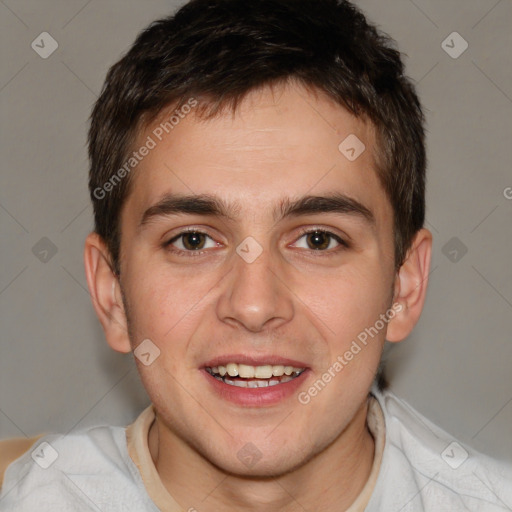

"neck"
[149,398,375,512]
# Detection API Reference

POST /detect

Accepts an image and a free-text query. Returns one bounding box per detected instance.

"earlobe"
[386,228,432,343]
[84,232,132,353]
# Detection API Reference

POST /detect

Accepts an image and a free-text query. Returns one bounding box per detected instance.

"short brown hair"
[88,0,426,274]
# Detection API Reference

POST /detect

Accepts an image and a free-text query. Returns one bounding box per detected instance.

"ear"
[84,232,131,353]
[386,228,432,343]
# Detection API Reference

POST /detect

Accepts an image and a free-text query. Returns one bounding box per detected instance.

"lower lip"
[202,369,309,407]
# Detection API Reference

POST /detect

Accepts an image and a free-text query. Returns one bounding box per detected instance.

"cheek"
[296,260,391,345]
[123,262,216,339]
[122,271,200,392]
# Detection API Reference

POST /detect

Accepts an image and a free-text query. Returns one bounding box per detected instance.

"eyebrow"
[139,192,375,228]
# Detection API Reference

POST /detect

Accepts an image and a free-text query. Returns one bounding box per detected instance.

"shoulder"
[0,424,157,511]
[0,435,44,488]
[367,387,512,511]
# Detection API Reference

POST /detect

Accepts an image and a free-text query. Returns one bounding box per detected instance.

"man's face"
[118,83,396,476]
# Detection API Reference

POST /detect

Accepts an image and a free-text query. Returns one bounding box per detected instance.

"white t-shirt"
[1,386,511,511]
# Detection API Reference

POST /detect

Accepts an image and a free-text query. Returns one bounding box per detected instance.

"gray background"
[1,0,511,463]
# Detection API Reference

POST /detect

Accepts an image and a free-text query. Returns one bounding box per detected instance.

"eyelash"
[164,227,349,258]
[164,228,219,258]
[294,227,349,255]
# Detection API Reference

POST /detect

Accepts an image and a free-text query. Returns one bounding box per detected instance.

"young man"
[1,0,511,510]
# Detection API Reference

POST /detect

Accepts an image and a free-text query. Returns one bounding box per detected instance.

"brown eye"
[167,231,217,252]
[292,229,346,252]
[181,232,206,250]
[306,231,331,250]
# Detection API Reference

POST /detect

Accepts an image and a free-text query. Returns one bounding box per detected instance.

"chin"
[197,435,318,479]
[213,452,308,480]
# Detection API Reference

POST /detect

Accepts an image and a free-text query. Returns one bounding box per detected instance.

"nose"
[216,245,294,333]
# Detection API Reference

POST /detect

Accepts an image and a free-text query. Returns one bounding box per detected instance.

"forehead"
[123,83,391,230]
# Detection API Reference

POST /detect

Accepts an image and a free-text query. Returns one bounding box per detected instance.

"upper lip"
[202,354,309,368]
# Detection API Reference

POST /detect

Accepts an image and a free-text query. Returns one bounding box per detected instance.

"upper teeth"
[208,363,304,379]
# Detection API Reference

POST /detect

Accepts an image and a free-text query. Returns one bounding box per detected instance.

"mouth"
[205,363,306,388]
[202,357,309,406]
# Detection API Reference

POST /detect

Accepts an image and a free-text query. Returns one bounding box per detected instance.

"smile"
[205,363,305,388]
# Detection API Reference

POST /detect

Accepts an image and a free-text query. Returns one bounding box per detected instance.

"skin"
[85,82,432,511]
